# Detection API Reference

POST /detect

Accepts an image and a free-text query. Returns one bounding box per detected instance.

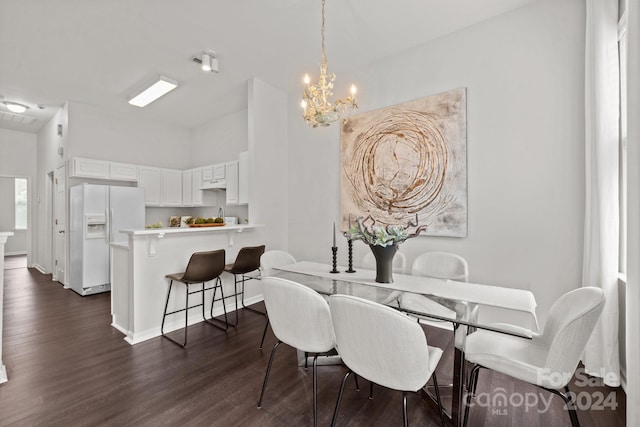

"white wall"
[0,127,37,259]
[36,104,68,272]
[248,77,289,250]
[66,101,191,169]
[288,0,586,327]
[190,109,248,165]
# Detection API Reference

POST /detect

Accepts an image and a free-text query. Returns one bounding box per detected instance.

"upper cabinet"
[70,158,138,182]
[69,156,247,207]
[225,161,239,205]
[161,169,183,207]
[138,167,182,207]
[182,168,205,207]
[138,167,161,206]
[109,162,138,181]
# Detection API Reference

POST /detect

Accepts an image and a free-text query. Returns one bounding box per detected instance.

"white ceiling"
[0,0,540,133]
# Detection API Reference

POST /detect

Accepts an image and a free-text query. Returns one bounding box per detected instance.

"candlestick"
[330,246,339,273]
[345,238,355,273]
[333,222,336,247]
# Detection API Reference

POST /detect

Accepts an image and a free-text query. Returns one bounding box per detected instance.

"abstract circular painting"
[340,88,467,237]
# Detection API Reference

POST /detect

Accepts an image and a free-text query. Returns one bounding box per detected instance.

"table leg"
[452,346,465,427]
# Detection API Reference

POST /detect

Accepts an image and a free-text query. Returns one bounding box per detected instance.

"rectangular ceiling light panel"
[128,76,178,108]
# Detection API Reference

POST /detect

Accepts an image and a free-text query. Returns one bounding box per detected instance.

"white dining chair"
[411,251,469,281]
[257,277,335,427]
[463,287,606,427]
[260,249,296,277]
[328,294,445,427]
[360,249,407,274]
[400,251,472,332]
[257,250,297,349]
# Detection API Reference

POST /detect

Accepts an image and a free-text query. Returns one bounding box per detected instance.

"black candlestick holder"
[330,246,339,273]
[345,239,356,273]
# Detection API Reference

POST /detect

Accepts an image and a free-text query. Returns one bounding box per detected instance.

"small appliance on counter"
[223,217,238,225]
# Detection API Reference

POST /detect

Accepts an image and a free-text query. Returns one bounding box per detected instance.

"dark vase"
[369,244,398,283]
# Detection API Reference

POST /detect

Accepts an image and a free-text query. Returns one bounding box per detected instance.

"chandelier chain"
[321,0,326,66]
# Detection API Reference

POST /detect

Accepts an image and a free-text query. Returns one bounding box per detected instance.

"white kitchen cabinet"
[225,161,239,205]
[138,167,161,206]
[181,168,204,206]
[213,163,226,181]
[109,162,138,181]
[191,168,204,206]
[161,169,183,206]
[202,165,213,182]
[182,169,193,206]
[238,151,249,205]
[71,158,109,179]
[70,158,138,181]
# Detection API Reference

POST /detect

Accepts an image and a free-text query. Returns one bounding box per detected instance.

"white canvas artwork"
[340,87,467,237]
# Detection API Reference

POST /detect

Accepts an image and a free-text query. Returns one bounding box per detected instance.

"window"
[15,178,27,230]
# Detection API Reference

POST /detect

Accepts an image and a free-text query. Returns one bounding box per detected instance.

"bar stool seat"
[224,244,265,326]
[161,249,228,347]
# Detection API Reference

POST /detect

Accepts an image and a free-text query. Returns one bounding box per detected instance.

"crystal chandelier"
[301,0,358,127]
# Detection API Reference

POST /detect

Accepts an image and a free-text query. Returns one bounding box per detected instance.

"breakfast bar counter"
[111,224,263,344]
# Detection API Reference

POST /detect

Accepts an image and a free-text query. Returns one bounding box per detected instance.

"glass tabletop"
[267,261,536,338]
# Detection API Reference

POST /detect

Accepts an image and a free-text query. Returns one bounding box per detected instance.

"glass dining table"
[266,261,538,427]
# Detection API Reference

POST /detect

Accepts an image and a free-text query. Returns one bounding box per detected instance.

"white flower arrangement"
[344,215,426,247]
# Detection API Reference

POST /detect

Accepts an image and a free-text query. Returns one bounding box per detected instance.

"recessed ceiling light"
[2,101,29,114]
[128,76,178,108]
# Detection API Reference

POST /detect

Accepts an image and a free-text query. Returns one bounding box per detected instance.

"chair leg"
[206,277,229,331]
[564,385,581,427]
[258,341,282,409]
[160,281,189,348]
[331,370,352,427]
[313,355,319,427]
[544,385,581,427]
[259,316,270,349]
[240,273,266,314]
[160,280,174,336]
[431,373,446,427]
[463,364,482,427]
[402,391,408,427]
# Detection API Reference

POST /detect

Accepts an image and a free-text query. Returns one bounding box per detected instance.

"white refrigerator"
[69,184,145,296]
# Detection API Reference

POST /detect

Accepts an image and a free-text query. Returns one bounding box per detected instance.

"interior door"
[53,164,66,285]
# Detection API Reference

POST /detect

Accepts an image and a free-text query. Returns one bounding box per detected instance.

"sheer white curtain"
[582,0,621,387]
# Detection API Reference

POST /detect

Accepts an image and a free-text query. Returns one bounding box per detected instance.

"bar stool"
[161,249,227,347]
[224,244,265,326]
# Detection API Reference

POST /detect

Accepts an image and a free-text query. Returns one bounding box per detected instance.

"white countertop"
[121,223,262,236]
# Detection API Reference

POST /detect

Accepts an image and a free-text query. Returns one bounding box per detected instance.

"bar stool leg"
[206,277,230,330]
[160,280,174,337]
[240,273,266,315]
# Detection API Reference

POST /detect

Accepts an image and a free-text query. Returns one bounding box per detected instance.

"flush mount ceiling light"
[301,0,358,127]
[191,50,219,73]
[2,101,29,114]
[127,76,178,108]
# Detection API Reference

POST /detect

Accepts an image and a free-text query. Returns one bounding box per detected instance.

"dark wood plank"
[0,257,626,426]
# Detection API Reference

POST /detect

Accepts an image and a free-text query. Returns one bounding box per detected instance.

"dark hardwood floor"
[0,257,626,426]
